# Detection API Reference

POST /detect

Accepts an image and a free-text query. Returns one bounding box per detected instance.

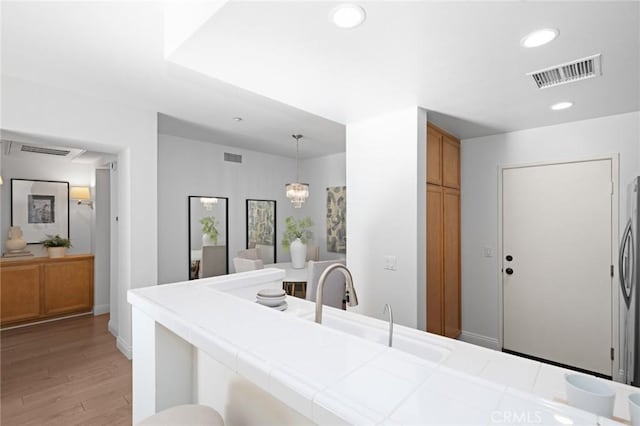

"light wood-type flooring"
[0,314,132,425]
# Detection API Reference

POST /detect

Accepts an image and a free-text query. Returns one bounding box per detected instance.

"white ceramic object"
[202,234,216,247]
[564,374,615,417]
[629,393,640,426]
[257,288,286,298]
[5,226,27,253]
[290,238,306,269]
[256,296,286,307]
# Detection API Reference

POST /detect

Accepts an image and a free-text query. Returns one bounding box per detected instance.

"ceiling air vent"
[20,144,71,156]
[224,152,242,163]
[527,54,602,89]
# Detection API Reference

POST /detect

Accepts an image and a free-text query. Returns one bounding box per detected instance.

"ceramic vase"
[202,234,216,247]
[290,238,306,269]
[48,247,67,258]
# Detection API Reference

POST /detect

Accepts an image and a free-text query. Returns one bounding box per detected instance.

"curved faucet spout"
[383,304,393,347]
[315,264,358,324]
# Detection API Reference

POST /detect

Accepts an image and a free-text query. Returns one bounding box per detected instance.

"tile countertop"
[128,268,634,425]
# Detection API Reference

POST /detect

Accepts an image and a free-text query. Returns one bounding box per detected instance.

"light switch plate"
[483,247,493,258]
[384,256,397,271]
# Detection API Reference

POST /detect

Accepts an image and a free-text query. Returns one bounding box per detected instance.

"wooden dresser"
[0,254,94,328]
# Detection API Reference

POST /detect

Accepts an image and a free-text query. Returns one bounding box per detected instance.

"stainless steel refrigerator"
[620,176,640,385]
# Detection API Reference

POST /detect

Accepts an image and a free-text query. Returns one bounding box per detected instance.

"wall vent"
[20,144,71,156]
[527,54,602,89]
[2,140,85,159]
[224,152,242,163]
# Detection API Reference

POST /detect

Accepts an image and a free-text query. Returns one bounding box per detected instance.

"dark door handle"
[506,255,513,262]
[505,268,514,275]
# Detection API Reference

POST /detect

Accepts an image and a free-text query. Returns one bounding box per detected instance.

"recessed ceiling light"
[521,28,559,48]
[330,4,366,29]
[232,117,243,122]
[550,101,573,111]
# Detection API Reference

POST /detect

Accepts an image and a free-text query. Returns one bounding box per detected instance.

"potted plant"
[282,216,313,269]
[200,216,219,246]
[41,234,72,258]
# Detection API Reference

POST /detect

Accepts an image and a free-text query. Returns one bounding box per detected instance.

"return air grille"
[21,145,71,156]
[527,54,602,89]
[224,152,242,163]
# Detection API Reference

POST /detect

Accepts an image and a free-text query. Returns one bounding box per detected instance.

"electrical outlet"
[384,256,397,271]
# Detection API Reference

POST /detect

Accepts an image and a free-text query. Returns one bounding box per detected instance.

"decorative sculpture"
[4,226,32,257]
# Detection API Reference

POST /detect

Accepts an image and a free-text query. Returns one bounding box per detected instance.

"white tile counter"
[128,269,634,425]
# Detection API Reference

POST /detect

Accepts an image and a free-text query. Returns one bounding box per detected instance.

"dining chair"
[233,257,264,273]
[305,259,346,309]
[200,245,227,278]
[306,245,320,261]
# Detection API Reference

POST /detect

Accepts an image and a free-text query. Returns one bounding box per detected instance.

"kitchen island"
[128,269,634,425]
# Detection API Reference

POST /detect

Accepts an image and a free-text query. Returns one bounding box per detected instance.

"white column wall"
[346,107,427,328]
[1,75,157,358]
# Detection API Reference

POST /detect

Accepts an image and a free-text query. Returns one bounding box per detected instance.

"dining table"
[264,262,308,298]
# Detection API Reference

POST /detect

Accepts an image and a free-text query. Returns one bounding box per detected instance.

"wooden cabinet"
[427,125,460,189]
[1,254,94,327]
[426,123,461,338]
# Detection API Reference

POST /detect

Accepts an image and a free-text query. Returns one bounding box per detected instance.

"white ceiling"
[1,1,638,157]
[171,1,640,139]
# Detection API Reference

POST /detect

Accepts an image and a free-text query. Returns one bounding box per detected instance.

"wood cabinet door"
[426,127,442,185]
[443,188,461,338]
[43,260,93,316]
[442,136,460,189]
[426,184,444,334]
[1,264,41,325]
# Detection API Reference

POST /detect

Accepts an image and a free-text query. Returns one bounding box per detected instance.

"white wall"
[94,168,111,315]
[0,153,94,256]
[300,152,346,262]
[2,75,158,358]
[157,134,345,284]
[346,107,427,328]
[461,111,640,350]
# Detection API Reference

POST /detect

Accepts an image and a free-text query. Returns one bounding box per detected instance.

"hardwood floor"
[1,314,132,425]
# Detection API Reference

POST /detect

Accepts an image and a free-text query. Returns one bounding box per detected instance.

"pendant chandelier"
[285,134,309,208]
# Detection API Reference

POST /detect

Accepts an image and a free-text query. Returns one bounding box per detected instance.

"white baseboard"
[459,330,501,351]
[117,336,132,360]
[93,304,110,315]
[108,320,118,338]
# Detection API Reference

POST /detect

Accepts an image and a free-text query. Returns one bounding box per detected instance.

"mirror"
[188,196,229,280]
[246,199,276,264]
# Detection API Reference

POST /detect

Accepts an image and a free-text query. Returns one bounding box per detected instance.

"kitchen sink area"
[129,268,639,425]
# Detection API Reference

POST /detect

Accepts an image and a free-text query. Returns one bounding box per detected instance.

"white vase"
[290,238,306,269]
[202,234,216,246]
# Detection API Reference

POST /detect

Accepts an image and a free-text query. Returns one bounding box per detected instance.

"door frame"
[497,154,620,380]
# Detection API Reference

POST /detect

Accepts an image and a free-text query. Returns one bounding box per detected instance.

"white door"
[502,159,613,376]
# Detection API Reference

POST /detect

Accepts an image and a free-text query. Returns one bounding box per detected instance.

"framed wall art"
[11,179,70,244]
[326,186,346,253]
[246,199,276,264]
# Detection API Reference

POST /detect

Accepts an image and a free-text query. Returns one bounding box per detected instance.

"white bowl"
[629,393,640,426]
[564,374,615,417]
[257,288,286,298]
[256,296,286,307]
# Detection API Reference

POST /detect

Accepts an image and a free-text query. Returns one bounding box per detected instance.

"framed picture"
[11,179,70,244]
[327,186,346,253]
[246,199,276,264]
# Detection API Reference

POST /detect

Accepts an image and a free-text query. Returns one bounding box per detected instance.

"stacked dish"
[256,288,287,311]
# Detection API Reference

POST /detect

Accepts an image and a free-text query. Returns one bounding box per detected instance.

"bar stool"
[137,404,224,425]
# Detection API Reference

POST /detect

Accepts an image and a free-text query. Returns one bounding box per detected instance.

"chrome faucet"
[315,263,359,324]
[383,304,393,347]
